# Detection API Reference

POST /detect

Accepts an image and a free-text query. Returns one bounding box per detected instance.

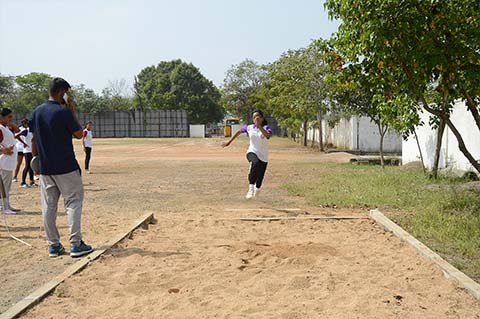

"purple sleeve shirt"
[240,124,272,134]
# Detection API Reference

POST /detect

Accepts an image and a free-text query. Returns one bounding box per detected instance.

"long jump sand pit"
[2,138,480,318]
[22,211,480,318]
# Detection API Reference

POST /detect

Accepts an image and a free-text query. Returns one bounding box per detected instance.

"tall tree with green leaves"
[325,55,420,167]
[221,59,267,121]
[267,42,331,148]
[267,48,319,146]
[134,60,224,123]
[304,39,332,150]
[70,84,104,113]
[325,0,480,173]
[101,79,133,111]
[14,72,52,115]
[0,74,15,108]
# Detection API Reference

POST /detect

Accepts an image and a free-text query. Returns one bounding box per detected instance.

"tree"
[267,43,330,147]
[71,84,104,113]
[170,63,224,124]
[134,60,186,110]
[325,0,480,173]
[14,72,52,115]
[267,49,316,146]
[326,58,420,167]
[0,74,15,108]
[304,39,332,150]
[102,79,133,111]
[134,60,224,124]
[221,59,267,121]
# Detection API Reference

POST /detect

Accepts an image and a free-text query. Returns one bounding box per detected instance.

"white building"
[402,101,480,172]
[308,115,402,153]
[189,124,205,138]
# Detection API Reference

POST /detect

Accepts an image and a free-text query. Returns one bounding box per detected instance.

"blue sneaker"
[70,240,93,257]
[48,243,65,257]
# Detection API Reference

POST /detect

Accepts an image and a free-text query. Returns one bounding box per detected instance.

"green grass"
[284,162,480,281]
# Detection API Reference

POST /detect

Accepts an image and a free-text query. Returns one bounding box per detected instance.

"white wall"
[402,112,440,168]
[402,101,480,172]
[189,124,205,138]
[356,117,403,153]
[324,117,354,149]
[307,117,353,148]
[307,115,402,153]
[231,124,242,136]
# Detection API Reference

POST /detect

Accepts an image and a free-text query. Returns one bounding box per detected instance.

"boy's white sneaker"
[245,185,255,199]
[254,187,260,197]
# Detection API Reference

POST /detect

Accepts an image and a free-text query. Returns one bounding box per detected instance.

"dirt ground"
[1,137,479,318]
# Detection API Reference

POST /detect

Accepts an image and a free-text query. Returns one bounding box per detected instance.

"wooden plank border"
[224,208,302,212]
[240,216,368,222]
[0,212,155,319]
[370,209,480,301]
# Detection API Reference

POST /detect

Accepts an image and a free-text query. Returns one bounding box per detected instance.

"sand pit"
[22,212,480,318]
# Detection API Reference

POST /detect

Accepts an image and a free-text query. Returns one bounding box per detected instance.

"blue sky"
[0,0,339,93]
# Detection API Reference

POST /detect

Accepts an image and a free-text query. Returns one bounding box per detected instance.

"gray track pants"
[0,169,13,210]
[40,170,84,246]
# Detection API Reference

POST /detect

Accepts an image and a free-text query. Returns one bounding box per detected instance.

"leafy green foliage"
[266,40,330,144]
[134,60,224,124]
[70,84,105,113]
[0,74,15,108]
[324,0,480,172]
[13,72,52,116]
[221,59,268,121]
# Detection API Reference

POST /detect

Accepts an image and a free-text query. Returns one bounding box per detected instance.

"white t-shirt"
[20,127,33,153]
[0,124,18,171]
[83,129,93,148]
[15,125,24,153]
[240,124,273,162]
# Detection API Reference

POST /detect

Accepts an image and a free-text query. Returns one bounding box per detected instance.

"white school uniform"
[83,129,93,148]
[22,128,33,154]
[15,125,24,153]
[0,124,18,171]
[240,124,273,162]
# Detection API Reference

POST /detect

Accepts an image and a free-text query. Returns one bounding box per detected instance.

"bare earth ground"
[1,137,479,318]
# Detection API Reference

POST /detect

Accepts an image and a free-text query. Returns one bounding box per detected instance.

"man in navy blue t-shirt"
[29,77,93,258]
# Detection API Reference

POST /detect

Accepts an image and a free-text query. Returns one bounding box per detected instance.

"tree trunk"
[303,119,308,147]
[311,126,316,148]
[377,123,386,168]
[445,117,480,173]
[432,119,446,178]
[317,111,324,151]
[420,97,480,174]
[460,86,480,132]
[402,64,480,174]
[413,130,426,174]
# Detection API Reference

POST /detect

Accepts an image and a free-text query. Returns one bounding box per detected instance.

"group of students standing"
[1,77,95,257]
[0,106,94,215]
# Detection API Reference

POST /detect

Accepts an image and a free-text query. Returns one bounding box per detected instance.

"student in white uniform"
[13,119,28,182]
[17,122,35,187]
[0,108,20,214]
[222,110,273,199]
[82,121,93,173]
